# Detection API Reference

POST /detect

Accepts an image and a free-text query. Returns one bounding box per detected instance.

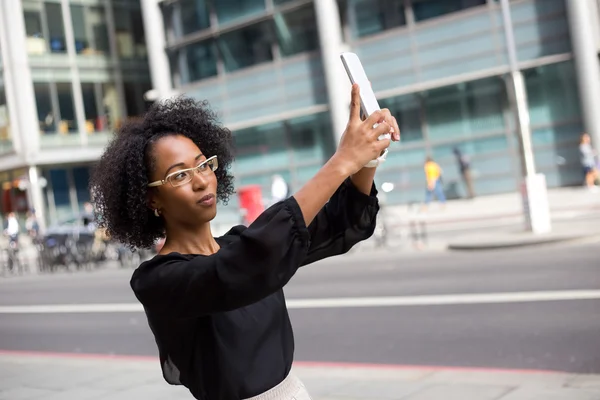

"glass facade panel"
[70,5,110,55]
[185,41,218,83]
[288,112,332,162]
[424,78,506,142]
[524,62,581,127]
[524,61,583,188]
[379,94,423,143]
[56,83,78,133]
[350,0,406,38]
[0,81,10,152]
[114,6,147,58]
[73,166,91,210]
[235,122,289,171]
[412,0,487,22]
[101,82,122,132]
[218,22,274,72]
[82,83,98,133]
[274,5,319,57]
[34,83,55,133]
[24,8,45,55]
[214,0,266,25]
[48,169,71,221]
[46,2,67,53]
[181,0,210,35]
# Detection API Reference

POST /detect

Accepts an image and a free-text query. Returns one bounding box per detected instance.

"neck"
[161,220,219,256]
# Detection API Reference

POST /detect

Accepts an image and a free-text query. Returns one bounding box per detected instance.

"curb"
[0,349,562,376]
[447,234,600,251]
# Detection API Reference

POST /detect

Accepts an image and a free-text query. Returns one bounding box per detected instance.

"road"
[0,241,599,374]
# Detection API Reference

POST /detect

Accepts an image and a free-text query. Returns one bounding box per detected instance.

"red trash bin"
[238,185,264,225]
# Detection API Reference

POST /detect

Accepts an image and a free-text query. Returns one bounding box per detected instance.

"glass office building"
[146,0,600,221]
[0,0,151,227]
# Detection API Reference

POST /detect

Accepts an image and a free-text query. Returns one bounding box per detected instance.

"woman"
[580,133,599,191]
[90,84,400,400]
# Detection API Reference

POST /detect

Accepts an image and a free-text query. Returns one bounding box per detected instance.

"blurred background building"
[0,0,151,229]
[1,0,599,229]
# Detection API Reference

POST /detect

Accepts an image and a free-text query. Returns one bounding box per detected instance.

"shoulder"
[131,253,195,293]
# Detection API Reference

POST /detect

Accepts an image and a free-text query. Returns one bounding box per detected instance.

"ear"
[147,189,161,212]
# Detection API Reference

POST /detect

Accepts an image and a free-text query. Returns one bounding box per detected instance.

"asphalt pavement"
[0,240,599,374]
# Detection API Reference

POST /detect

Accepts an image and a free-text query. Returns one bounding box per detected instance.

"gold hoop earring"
[154,209,160,217]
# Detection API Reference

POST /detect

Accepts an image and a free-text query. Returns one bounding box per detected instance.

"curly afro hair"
[90,96,235,249]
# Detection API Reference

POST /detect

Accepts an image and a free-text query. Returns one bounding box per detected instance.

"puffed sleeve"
[302,178,379,265]
[130,197,310,319]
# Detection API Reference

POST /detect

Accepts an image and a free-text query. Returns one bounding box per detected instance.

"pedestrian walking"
[453,147,475,198]
[423,156,446,210]
[89,84,400,400]
[580,133,599,192]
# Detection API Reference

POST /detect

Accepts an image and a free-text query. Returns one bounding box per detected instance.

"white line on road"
[0,290,599,314]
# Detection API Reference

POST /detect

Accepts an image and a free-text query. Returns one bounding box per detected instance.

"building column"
[0,0,40,160]
[566,0,600,148]
[27,166,46,233]
[61,0,87,145]
[140,0,173,100]
[313,0,352,145]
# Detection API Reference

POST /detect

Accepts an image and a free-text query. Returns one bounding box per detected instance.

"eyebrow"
[164,153,204,177]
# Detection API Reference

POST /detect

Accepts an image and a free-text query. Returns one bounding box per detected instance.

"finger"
[349,84,361,122]
[371,121,392,139]
[375,137,391,153]
[391,116,401,141]
[364,110,384,128]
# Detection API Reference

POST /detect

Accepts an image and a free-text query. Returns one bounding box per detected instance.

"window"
[379,94,423,143]
[114,6,147,58]
[185,40,218,82]
[234,122,289,171]
[218,22,274,72]
[0,83,10,147]
[82,83,99,133]
[424,78,506,141]
[46,2,66,53]
[56,83,78,133]
[214,0,266,25]
[350,0,406,38]
[34,83,55,133]
[70,5,110,55]
[287,113,331,162]
[73,167,91,209]
[412,0,486,22]
[524,62,581,127]
[48,169,71,221]
[180,0,210,35]
[24,11,43,38]
[124,81,152,118]
[274,5,319,56]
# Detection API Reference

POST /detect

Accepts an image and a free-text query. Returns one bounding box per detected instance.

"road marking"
[0,290,599,314]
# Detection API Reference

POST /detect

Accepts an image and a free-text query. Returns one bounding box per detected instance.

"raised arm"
[131,84,393,318]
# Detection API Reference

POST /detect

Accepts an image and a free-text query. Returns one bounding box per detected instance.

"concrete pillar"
[500,0,550,234]
[313,0,352,145]
[0,0,40,160]
[27,166,47,233]
[566,0,600,148]
[61,0,87,145]
[140,0,173,100]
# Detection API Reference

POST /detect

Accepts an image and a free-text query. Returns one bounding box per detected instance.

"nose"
[191,169,209,191]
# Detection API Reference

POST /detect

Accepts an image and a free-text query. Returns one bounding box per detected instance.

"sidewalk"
[0,352,599,400]
[354,186,600,252]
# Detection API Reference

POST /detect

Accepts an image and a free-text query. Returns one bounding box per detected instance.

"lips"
[197,193,216,205]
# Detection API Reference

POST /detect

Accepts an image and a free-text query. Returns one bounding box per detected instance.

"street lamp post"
[500,0,551,234]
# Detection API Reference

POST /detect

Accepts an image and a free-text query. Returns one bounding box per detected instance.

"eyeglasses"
[148,156,218,188]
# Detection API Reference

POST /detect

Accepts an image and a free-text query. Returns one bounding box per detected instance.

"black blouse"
[130,178,379,400]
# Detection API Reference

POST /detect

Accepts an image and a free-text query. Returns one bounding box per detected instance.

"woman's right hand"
[333,84,394,175]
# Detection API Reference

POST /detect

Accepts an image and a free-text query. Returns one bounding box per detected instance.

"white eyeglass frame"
[148,156,218,188]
